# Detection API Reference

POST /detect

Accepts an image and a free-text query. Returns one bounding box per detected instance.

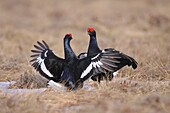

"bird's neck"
[87,35,101,57]
[64,39,77,62]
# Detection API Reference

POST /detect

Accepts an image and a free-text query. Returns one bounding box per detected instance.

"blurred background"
[0,0,170,80]
[0,0,170,113]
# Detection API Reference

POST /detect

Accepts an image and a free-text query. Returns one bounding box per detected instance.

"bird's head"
[64,33,73,42]
[87,27,96,37]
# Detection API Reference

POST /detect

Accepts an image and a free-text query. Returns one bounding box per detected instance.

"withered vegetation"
[0,0,170,113]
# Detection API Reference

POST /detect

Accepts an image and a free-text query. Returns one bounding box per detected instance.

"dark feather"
[37,41,46,49]
[101,63,115,72]
[102,61,118,68]
[94,66,101,74]
[31,62,36,67]
[34,45,44,51]
[129,57,138,69]
[102,53,118,56]
[101,55,121,59]
[31,50,42,53]
[30,58,37,62]
[30,54,40,57]
[34,65,39,70]
[31,62,37,66]
[97,66,106,73]
[42,40,49,49]
[101,58,120,64]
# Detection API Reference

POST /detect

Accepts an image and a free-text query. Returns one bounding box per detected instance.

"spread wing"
[80,48,138,81]
[30,40,65,82]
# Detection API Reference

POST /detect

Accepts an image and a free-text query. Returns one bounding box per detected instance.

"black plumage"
[78,28,138,83]
[30,29,138,89]
[60,34,93,89]
[30,40,65,83]
[30,35,85,90]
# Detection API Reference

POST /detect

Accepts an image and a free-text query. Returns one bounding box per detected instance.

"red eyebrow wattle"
[87,28,94,32]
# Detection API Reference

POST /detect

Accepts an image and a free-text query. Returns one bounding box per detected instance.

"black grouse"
[78,28,138,83]
[61,33,138,86]
[30,34,82,89]
[59,34,95,89]
[51,34,121,89]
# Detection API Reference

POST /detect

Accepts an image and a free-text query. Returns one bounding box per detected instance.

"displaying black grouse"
[30,30,138,89]
[30,34,82,89]
[44,34,120,89]
[78,28,138,83]
[59,34,96,89]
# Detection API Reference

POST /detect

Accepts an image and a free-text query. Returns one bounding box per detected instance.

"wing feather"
[30,40,65,82]
[31,50,42,53]
[89,48,138,76]
[37,41,47,49]
[34,45,44,51]
[30,58,37,62]
[42,40,49,49]
[30,54,40,57]
[101,58,120,64]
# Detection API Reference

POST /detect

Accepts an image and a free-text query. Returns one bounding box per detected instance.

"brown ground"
[0,0,170,113]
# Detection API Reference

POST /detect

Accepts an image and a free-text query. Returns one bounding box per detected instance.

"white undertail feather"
[47,80,66,91]
[113,71,118,77]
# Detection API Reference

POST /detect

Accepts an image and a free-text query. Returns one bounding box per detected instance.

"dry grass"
[0,0,170,113]
[9,71,47,89]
